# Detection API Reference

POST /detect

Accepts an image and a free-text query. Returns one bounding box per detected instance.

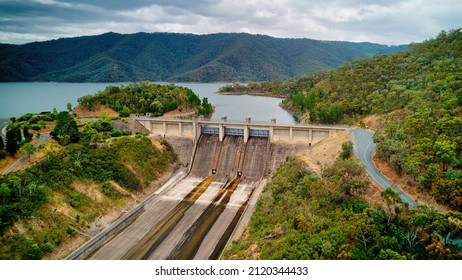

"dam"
[69,117,348,260]
[136,116,346,145]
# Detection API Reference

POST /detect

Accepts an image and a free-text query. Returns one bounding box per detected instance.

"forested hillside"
[77,82,213,117]
[224,156,462,260]
[0,109,177,259]
[0,32,405,82]
[221,29,462,212]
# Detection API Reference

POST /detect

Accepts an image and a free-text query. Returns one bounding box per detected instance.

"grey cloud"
[0,0,461,45]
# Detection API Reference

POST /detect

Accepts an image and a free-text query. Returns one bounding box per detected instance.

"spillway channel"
[90,134,269,259]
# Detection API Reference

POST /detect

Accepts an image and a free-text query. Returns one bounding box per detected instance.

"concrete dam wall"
[87,133,275,260]
[74,118,348,260]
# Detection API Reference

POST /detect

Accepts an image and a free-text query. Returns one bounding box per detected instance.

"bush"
[21,241,43,260]
[28,116,40,124]
[101,182,121,198]
[122,130,132,136]
[111,130,123,137]
[43,242,55,253]
[18,113,33,122]
[66,227,77,236]
[50,111,79,145]
[340,141,354,159]
[30,125,41,131]
[0,150,7,159]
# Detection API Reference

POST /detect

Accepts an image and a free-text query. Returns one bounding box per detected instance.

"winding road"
[351,129,416,208]
[2,133,50,174]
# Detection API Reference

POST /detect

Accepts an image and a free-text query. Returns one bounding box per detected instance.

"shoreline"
[215,91,288,99]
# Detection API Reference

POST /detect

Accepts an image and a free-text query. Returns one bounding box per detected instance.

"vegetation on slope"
[77,82,213,117]
[0,32,406,82]
[0,108,179,259]
[221,29,462,211]
[0,134,176,259]
[224,155,462,260]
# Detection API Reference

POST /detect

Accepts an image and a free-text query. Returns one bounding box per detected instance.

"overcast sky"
[0,0,461,45]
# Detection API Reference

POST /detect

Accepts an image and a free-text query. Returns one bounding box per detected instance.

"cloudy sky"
[0,0,461,45]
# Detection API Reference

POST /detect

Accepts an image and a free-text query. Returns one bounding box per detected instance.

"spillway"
[89,134,271,260]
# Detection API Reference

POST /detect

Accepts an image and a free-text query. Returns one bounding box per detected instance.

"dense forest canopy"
[221,29,462,212]
[77,82,213,117]
[0,32,406,82]
[225,156,462,260]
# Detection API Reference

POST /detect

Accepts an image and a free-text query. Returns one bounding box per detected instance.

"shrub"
[66,227,77,236]
[111,130,123,137]
[122,130,132,136]
[30,124,41,131]
[18,113,33,122]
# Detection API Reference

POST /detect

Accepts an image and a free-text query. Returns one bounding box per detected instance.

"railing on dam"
[225,127,244,136]
[250,129,270,137]
[202,126,219,135]
[202,126,270,138]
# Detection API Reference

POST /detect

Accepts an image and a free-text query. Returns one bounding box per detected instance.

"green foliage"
[223,29,462,211]
[5,126,21,155]
[84,120,112,132]
[0,32,405,83]
[198,97,213,117]
[0,135,4,150]
[0,175,47,234]
[77,82,205,117]
[20,143,36,162]
[224,157,462,260]
[340,141,354,159]
[0,135,176,258]
[21,238,44,260]
[50,111,79,145]
[66,227,77,236]
[22,127,31,142]
[17,113,33,122]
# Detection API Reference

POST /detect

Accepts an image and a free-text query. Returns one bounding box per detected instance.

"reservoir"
[0,82,297,125]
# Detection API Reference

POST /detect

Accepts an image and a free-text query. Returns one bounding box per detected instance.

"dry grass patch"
[74,103,118,118]
[296,130,350,176]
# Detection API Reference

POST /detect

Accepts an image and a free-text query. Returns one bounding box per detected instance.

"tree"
[5,126,20,155]
[67,102,73,112]
[198,97,213,117]
[340,141,354,159]
[50,111,79,145]
[381,188,404,225]
[20,143,37,162]
[120,106,131,117]
[81,126,101,146]
[0,135,4,150]
[434,136,457,171]
[23,126,31,141]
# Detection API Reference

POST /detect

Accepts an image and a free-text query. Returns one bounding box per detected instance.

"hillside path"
[2,133,50,174]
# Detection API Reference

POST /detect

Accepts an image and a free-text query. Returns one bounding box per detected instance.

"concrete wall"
[136,118,348,145]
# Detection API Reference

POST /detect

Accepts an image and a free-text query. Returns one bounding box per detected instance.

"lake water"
[0,82,297,125]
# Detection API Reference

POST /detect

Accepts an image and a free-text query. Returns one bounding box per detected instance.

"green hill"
[223,29,462,212]
[0,32,406,82]
[224,157,462,260]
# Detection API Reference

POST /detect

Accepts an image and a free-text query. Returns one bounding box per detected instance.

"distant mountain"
[0,32,407,82]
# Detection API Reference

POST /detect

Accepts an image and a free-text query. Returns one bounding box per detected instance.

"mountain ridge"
[0,32,407,82]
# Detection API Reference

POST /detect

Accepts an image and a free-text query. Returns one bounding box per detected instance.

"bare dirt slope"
[74,104,119,118]
[296,130,350,175]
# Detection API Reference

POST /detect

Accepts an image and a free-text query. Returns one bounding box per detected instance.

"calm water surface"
[0,82,297,125]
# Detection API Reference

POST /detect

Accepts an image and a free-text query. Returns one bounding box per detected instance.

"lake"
[0,82,297,125]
